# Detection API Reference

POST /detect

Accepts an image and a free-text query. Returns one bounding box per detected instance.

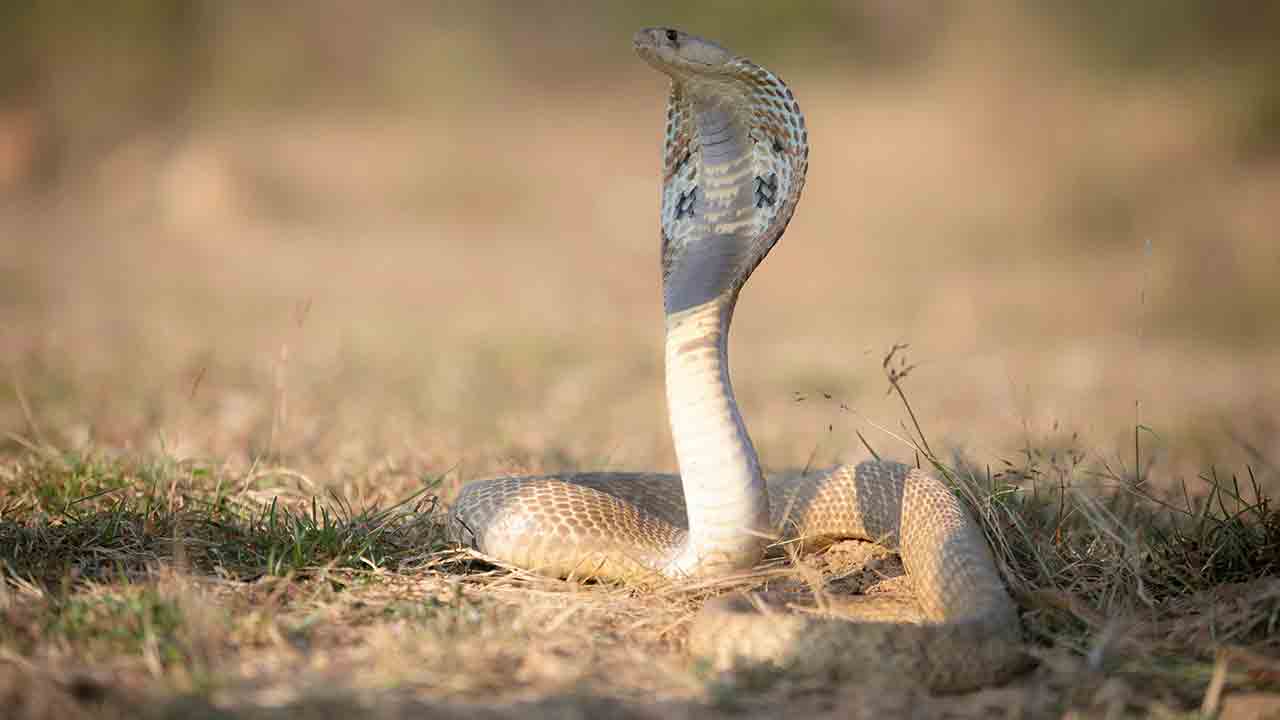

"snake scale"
[450,28,1027,691]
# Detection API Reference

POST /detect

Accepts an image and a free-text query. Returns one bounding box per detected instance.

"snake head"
[634,28,734,80]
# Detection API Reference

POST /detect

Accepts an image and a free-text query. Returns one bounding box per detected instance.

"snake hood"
[634,27,809,316]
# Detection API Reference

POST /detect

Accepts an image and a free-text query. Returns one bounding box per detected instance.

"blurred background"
[2,1,1279,495]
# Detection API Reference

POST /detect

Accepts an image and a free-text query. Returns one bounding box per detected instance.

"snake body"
[450,28,1026,691]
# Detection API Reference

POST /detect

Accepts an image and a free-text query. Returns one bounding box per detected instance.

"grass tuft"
[0,450,450,588]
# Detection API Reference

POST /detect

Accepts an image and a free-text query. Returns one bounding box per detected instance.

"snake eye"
[665,29,679,45]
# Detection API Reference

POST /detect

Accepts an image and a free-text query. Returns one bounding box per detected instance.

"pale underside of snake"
[450,28,1028,691]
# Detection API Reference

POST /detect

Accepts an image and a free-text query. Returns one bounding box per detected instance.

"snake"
[449,27,1027,692]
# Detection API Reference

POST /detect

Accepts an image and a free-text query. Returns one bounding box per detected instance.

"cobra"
[450,27,1027,691]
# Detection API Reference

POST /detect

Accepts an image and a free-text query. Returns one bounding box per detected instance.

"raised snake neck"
[449,28,1027,691]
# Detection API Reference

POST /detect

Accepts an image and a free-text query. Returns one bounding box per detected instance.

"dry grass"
[3,8,1280,718]
[0,395,1277,718]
